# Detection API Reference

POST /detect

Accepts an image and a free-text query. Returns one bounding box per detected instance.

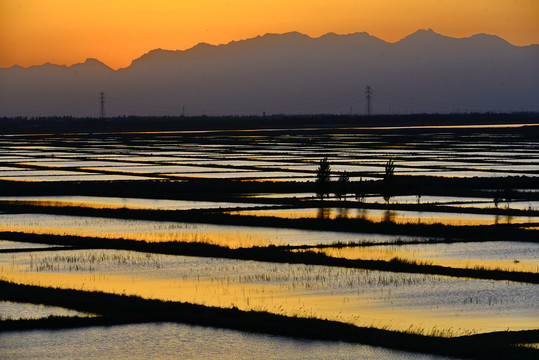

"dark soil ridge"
[0,175,538,200]
[2,112,538,134]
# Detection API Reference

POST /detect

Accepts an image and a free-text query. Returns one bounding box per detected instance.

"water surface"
[0,322,449,360]
[2,249,537,335]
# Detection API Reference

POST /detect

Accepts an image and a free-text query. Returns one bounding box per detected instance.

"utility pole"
[99,92,105,118]
[365,85,372,116]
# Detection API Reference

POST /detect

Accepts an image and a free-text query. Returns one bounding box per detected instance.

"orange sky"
[1,0,538,70]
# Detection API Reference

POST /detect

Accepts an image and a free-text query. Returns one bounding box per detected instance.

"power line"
[365,85,372,116]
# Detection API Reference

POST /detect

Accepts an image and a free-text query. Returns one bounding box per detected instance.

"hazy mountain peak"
[263,31,311,39]
[84,58,108,65]
[142,48,177,57]
[28,62,68,71]
[192,42,214,49]
[396,28,449,43]
[126,48,179,68]
[70,58,113,71]
[319,31,371,39]
[7,64,24,71]
[320,32,339,37]
[466,33,512,46]
[246,32,312,46]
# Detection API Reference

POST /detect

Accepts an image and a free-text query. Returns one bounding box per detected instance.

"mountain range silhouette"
[1,29,538,117]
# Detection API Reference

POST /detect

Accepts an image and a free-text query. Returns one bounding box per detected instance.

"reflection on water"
[1,249,537,335]
[0,214,423,248]
[0,301,94,320]
[0,174,160,182]
[228,208,538,226]
[0,196,277,211]
[301,241,539,273]
[2,124,539,185]
[0,322,448,360]
[0,240,58,250]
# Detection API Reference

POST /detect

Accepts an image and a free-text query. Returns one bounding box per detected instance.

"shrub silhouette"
[503,188,513,209]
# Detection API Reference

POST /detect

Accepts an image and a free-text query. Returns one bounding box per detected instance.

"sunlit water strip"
[1,249,537,336]
[0,322,450,360]
[0,301,94,320]
[0,213,426,248]
[0,196,278,211]
[298,241,539,273]
[227,208,538,226]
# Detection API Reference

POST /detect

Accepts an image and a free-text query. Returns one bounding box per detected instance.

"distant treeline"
[1,112,538,134]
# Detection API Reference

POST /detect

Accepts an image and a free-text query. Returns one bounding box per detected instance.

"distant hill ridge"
[1,29,538,116]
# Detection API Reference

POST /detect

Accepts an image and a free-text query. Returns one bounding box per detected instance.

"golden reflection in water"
[0,225,267,249]
[1,270,535,337]
[299,247,539,273]
[228,209,535,226]
[1,251,537,336]
[0,200,141,210]
[317,208,330,219]
[0,178,37,183]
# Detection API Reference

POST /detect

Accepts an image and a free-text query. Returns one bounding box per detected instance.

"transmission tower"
[365,85,372,116]
[99,92,105,118]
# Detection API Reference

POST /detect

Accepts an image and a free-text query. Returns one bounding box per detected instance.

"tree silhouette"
[503,188,513,209]
[315,157,331,199]
[493,189,502,209]
[382,159,395,204]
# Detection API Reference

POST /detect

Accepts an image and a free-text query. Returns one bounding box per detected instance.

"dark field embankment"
[2,112,538,134]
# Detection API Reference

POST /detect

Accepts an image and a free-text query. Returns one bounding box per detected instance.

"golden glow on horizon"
[1,0,538,69]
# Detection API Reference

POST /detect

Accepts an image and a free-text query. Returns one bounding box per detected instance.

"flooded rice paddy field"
[1,128,538,182]
[0,301,93,320]
[227,207,536,225]
[1,124,538,358]
[0,240,59,250]
[2,249,538,335]
[0,213,422,248]
[0,322,449,360]
[250,192,538,209]
[0,195,276,211]
[300,241,539,273]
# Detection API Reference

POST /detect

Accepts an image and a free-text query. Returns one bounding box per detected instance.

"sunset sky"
[1,0,538,70]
